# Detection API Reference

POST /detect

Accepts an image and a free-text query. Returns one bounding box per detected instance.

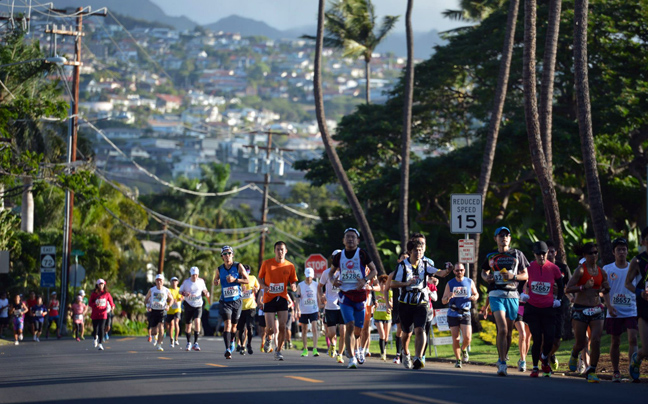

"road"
[0,337,645,404]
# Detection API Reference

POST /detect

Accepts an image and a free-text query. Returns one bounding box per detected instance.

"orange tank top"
[577,263,603,289]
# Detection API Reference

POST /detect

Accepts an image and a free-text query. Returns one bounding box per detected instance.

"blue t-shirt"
[219,262,242,302]
[31,304,47,322]
[447,277,473,317]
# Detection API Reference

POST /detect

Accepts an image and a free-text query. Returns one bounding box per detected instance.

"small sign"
[459,239,476,263]
[40,246,56,288]
[450,194,483,234]
[70,264,86,287]
[434,308,450,331]
[432,336,454,346]
[305,254,328,278]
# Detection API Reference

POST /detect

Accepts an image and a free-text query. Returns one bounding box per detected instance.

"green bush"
[111,317,148,336]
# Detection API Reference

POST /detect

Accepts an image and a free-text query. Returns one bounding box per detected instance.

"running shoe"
[393,356,401,365]
[240,348,246,355]
[357,351,365,365]
[275,351,284,361]
[236,345,243,353]
[568,355,578,372]
[98,344,104,351]
[541,357,552,374]
[412,358,422,370]
[224,350,232,359]
[403,355,412,369]
[612,371,622,383]
[76,337,80,342]
[186,342,192,351]
[629,351,642,381]
[105,333,109,341]
[586,373,600,383]
[313,348,319,357]
[247,344,253,355]
[33,335,37,341]
[175,340,180,347]
[19,334,23,341]
[347,356,358,369]
[14,341,18,345]
[530,369,539,378]
[577,358,586,374]
[169,341,174,349]
[157,344,164,351]
[381,353,387,362]
[264,338,272,353]
[94,338,98,348]
[192,343,201,351]
[230,341,235,353]
[518,359,526,372]
[148,336,152,342]
[366,351,371,357]
[550,355,559,371]
[260,342,266,353]
[337,354,344,364]
[455,360,462,368]
[301,348,309,357]
[462,349,469,362]
[152,337,158,346]
[497,360,508,376]
[81,336,85,341]
[328,344,335,357]
[36,337,40,342]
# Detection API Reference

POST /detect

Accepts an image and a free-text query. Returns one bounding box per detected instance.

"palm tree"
[399,0,414,251]
[303,0,399,104]
[312,0,384,274]
[442,0,506,23]
[573,0,613,263]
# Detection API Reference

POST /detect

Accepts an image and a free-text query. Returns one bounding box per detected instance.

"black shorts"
[554,307,564,339]
[165,312,181,324]
[325,309,345,326]
[392,303,400,324]
[183,303,203,323]
[219,299,242,322]
[299,312,319,325]
[448,315,471,327]
[106,313,113,328]
[257,312,267,327]
[263,296,288,313]
[572,304,605,324]
[237,309,256,330]
[398,302,428,333]
[149,310,165,328]
[33,320,43,332]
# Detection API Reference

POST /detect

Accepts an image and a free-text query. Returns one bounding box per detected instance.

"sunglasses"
[587,251,599,255]
[221,252,232,256]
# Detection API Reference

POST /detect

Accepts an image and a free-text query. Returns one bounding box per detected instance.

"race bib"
[530,281,551,296]
[242,289,254,299]
[187,295,202,303]
[223,286,240,298]
[304,298,316,307]
[151,294,165,310]
[493,271,508,284]
[74,314,83,321]
[170,302,179,310]
[612,293,632,307]
[268,283,285,294]
[583,306,602,316]
[340,268,360,283]
[34,310,43,317]
[376,302,387,312]
[51,305,59,311]
[452,287,468,298]
[96,298,107,308]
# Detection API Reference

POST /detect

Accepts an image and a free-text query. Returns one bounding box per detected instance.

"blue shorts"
[489,296,519,321]
[339,296,365,328]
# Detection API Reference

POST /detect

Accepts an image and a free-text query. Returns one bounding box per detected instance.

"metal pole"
[465,233,470,279]
[158,223,167,275]
[257,132,272,270]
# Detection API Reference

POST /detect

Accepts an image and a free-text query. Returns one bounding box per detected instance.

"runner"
[625,227,648,382]
[0,291,9,339]
[89,279,115,351]
[515,282,531,372]
[358,279,378,362]
[442,262,479,368]
[545,240,572,371]
[71,295,88,341]
[319,249,346,364]
[179,266,209,352]
[30,296,46,342]
[603,237,638,382]
[258,241,298,361]
[565,242,611,383]
[385,262,403,365]
[105,298,113,341]
[214,245,249,359]
[523,241,564,378]
[374,275,392,361]
[165,276,183,348]
[144,274,175,351]
[25,291,36,339]
[45,292,60,339]
[481,226,530,376]
[330,228,377,369]
[256,288,269,352]
[236,265,259,355]
[9,294,27,345]
[296,267,321,357]
[422,277,439,364]
[390,239,448,369]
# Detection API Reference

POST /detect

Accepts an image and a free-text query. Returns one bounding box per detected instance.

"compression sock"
[395,337,402,358]
[186,333,191,343]
[193,331,199,344]
[379,339,386,355]
[224,331,231,349]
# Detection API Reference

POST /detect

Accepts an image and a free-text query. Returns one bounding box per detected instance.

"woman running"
[89,279,115,351]
[442,263,478,368]
[374,275,392,361]
[9,294,27,345]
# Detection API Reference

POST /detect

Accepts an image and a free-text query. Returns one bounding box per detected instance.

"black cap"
[612,238,628,249]
[532,241,548,255]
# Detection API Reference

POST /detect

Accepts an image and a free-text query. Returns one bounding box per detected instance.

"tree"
[573,0,612,263]
[303,0,399,104]
[312,0,385,274]
[399,0,414,250]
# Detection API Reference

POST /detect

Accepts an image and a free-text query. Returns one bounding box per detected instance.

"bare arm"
[625,257,640,293]
[236,263,250,285]
[565,265,584,294]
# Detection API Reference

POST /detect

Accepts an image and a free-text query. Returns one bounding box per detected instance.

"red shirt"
[527,261,562,308]
[89,291,115,320]
[48,299,60,317]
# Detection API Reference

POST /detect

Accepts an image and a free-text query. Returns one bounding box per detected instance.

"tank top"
[635,252,648,316]
[374,289,392,321]
[577,263,603,290]
[219,262,241,302]
[298,280,319,315]
[447,277,473,316]
[339,248,364,292]
[603,262,637,318]
[321,268,340,310]
[149,286,169,311]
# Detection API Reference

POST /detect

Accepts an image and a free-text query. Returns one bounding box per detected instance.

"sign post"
[305,254,328,278]
[451,194,483,279]
[40,246,56,288]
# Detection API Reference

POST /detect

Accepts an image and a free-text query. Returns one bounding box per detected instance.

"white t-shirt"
[320,268,340,310]
[148,286,171,311]
[0,298,8,318]
[298,280,319,315]
[179,278,207,308]
[603,262,638,318]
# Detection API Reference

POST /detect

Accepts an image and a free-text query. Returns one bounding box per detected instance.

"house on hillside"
[156,94,183,113]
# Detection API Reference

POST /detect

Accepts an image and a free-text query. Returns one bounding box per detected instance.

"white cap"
[305,267,315,278]
[78,290,85,296]
[155,274,164,280]
[170,276,178,281]
[96,279,105,285]
[190,266,199,275]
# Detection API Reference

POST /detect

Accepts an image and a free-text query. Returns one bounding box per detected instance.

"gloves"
[520,293,530,303]
[552,299,561,308]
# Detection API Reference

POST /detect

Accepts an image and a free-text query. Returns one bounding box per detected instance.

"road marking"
[206,363,227,368]
[285,375,324,383]
[127,351,137,353]
[117,337,136,341]
[158,357,172,360]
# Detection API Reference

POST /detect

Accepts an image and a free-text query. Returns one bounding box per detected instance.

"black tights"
[525,305,555,367]
[92,319,106,343]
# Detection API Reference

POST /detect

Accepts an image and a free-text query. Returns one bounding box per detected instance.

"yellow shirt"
[241,275,260,310]
[167,287,182,315]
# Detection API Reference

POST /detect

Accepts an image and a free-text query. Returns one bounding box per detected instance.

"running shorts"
[183,303,202,323]
[325,309,345,326]
[448,314,471,327]
[572,304,605,323]
[605,317,638,336]
[149,310,165,328]
[489,296,519,321]
[219,299,242,322]
[237,309,256,330]
[165,312,181,324]
[299,312,318,325]
[398,303,428,333]
[339,297,366,328]
[263,296,288,313]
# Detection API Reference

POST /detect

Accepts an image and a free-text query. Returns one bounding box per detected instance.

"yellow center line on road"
[206,363,227,368]
[158,357,172,360]
[285,375,324,383]
[117,337,136,341]
[127,351,137,353]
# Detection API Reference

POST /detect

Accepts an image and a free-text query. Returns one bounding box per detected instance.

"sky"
[152,0,464,33]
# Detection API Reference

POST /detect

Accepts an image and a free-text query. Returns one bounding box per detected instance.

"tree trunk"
[573,0,612,263]
[399,0,414,252]
[364,57,371,104]
[314,0,384,274]
[474,0,520,285]
[538,0,567,263]
[523,0,565,260]
[0,183,4,211]
[21,176,34,233]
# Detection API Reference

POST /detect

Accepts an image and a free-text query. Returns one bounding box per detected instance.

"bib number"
[452,287,468,298]
[304,298,316,307]
[96,298,107,308]
[223,286,240,298]
[269,283,285,294]
[242,289,254,299]
[376,302,387,312]
[583,306,602,316]
[188,295,202,303]
[74,314,83,321]
[341,269,359,283]
[530,281,551,296]
[493,272,506,284]
[612,293,632,307]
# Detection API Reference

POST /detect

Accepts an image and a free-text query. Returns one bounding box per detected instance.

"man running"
[625,227,648,382]
[258,241,298,361]
[145,274,175,351]
[319,249,346,363]
[481,226,530,376]
[214,245,249,359]
[180,266,209,351]
[165,276,183,348]
[296,267,322,357]
[237,265,259,355]
[330,228,377,369]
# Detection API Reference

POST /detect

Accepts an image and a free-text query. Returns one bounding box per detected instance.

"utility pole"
[47,6,106,335]
[158,222,167,274]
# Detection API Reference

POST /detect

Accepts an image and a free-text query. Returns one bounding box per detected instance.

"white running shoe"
[169,341,174,348]
[347,356,358,369]
[36,337,40,342]
[403,355,413,369]
[94,338,98,348]
[14,340,19,345]
[33,335,37,341]
[497,361,508,376]
[175,340,180,347]
[186,342,192,351]
[192,343,201,351]
[157,344,164,351]
[98,344,104,351]
[19,334,23,341]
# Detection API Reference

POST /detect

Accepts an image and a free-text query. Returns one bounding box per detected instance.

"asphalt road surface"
[0,337,645,404]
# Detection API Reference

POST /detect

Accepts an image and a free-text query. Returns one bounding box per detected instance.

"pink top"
[527,260,562,308]
[89,291,114,320]
[72,302,86,315]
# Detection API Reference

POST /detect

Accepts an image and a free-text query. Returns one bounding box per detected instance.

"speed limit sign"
[450,194,483,234]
